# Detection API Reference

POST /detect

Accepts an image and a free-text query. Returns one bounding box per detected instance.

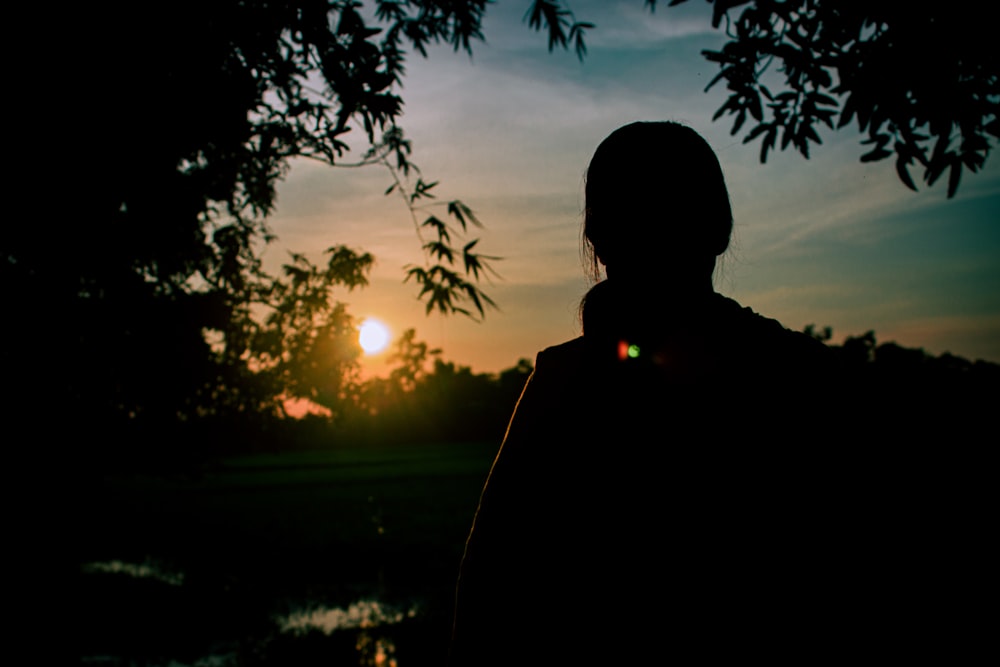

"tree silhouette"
[343,329,532,445]
[650,0,998,197]
[4,1,554,450]
[246,247,376,419]
[803,325,999,442]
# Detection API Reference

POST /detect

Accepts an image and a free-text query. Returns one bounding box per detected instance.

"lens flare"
[618,340,641,360]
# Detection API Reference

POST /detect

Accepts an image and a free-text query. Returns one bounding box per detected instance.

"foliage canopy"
[651,0,999,197]
[9,1,518,436]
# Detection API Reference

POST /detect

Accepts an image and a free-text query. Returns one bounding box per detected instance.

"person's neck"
[607,270,716,301]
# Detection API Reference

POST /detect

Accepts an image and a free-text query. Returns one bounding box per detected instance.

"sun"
[358,318,391,355]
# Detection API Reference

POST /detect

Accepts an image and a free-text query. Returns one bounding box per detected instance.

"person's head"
[582,121,733,286]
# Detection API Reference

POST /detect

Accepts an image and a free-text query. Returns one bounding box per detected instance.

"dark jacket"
[449,293,982,665]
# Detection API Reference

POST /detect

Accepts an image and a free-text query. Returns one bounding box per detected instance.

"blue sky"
[264,1,1000,375]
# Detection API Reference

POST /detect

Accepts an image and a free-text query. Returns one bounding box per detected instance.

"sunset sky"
[263,1,1000,377]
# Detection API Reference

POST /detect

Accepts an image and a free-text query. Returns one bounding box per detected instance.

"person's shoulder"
[717,295,829,348]
[535,336,586,369]
[523,337,592,398]
[710,294,837,382]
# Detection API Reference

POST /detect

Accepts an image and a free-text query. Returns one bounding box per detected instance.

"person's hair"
[581,121,733,283]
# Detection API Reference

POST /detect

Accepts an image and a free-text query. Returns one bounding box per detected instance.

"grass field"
[76,440,500,666]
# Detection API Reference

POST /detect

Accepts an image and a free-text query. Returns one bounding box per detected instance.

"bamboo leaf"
[895,152,918,192]
[947,161,961,199]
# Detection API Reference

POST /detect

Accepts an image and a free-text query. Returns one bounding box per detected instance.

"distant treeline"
[75,326,997,472]
[808,325,999,396]
[263,327,998,447]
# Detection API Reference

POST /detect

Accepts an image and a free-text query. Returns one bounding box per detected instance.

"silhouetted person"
[449,122,981,665]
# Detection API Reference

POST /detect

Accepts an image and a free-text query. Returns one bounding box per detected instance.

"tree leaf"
[947,161,961,199]
[895,155,918,192]
[860,147,892,163]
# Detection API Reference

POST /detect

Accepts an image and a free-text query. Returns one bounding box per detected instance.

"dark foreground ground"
[73,441,499,666]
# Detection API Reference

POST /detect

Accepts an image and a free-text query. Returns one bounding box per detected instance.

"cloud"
[585,1,719,46]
